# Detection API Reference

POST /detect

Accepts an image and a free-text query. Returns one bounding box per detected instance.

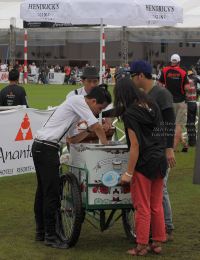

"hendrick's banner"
[23,21,100,28]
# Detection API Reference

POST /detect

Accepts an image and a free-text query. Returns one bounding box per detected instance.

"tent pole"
[99,18,103,143]
[100,18,103,85]
[24,29,28,85]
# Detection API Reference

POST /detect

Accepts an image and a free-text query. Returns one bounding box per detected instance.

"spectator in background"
[106,64,110,73]
[44,65,49,85]
[124,63,130,78]
[49,66,54,73]
[1,62,7,72]
[85,63,89,67]
[105,70,112,85]
[64,65,71,84]
[157,62,161,74]
[14,61,19,69]
[152,65,157,75]
[0,69,29,107]
[31,62,37,75]
[191,66,197,76]
[186,71,198,147]
[9,63,14,71]
[54,64,60,73]
[68,71,76,85]
[38,66,45,84]
[115,65,122,82]
[28,64,31,74]
[19,64,23,73]
[158,54,190,153]
[74,66,79,76]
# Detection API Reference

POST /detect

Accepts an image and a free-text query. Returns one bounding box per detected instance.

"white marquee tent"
[0,0,200,29]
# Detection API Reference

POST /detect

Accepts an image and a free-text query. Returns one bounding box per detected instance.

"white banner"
[0,72,9,83]
[0,107,55,177]
[21,0,183,26]
[28,74,38,83]
[48,73,65,85]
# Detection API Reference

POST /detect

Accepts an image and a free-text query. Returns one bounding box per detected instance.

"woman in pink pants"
[114,78,167,256]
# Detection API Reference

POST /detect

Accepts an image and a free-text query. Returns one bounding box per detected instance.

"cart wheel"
[57,172,82,247]
[122,209,136,241]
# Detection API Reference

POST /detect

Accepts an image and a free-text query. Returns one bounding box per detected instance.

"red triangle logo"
[15,113,33,141]
[15,127,25,141]
[25,127,33,140]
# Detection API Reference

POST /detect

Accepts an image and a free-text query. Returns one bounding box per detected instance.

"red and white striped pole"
[24,29,28,84]
[102,28,106,84]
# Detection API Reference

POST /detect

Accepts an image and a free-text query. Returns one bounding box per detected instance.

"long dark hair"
[113,78,156,120]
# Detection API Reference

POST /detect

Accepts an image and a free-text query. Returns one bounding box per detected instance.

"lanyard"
[149,82,155,92]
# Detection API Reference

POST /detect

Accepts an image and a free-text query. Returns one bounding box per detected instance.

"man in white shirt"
[31,62,37,75]
[1,62,7,72]
[67,66,113,131]
[32,86,111,249]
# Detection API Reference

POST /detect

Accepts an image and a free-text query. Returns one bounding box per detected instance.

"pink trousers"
[130,169,166,244]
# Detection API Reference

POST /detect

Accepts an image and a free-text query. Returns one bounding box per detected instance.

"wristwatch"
[86,127,93,134]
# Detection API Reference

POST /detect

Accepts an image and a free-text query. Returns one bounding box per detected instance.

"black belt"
[35,139,60,149]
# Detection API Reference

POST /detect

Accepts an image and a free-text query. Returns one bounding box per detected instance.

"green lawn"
[0,83,200,260]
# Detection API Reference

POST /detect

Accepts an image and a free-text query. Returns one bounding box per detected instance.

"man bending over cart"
[32,85,111,249]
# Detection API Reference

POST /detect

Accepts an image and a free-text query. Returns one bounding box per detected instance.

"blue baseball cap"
[128,60,152,74]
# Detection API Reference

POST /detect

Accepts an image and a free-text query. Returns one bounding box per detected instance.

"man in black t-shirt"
[0,69,29,107]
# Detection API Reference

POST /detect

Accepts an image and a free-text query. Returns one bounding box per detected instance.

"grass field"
[0,83,200,260]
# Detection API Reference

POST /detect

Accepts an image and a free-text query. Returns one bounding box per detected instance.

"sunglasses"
[131,73,140,78]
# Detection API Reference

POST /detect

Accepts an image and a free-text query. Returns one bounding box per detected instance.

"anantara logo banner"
[0,108,55,177]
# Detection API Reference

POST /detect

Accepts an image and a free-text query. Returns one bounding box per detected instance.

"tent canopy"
[0,0,199,29]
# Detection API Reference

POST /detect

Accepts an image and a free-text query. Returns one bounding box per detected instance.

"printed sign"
[0,72,9,83]
[0,108,55,177]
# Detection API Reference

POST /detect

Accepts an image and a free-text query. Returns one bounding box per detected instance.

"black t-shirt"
[124,104,167,180]
[159,66,189,103]
[149,85,175,148]
[0,84,29,107]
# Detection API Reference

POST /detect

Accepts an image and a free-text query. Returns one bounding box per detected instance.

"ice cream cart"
[57,141,136,248]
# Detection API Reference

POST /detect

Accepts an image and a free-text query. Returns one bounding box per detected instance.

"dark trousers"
[186,102,197,146]
[64,75,70,84]
[32,141,60,229]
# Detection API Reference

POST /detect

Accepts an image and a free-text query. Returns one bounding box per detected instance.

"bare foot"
[126,247,147,256]
[146,244,162,254]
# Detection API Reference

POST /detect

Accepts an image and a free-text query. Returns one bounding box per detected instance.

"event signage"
[23,21,100,28]
[21,0,183,26]
[0,108,55,177]
[0,72,9,83]
[144,4,175,25]
[48,73,65,85]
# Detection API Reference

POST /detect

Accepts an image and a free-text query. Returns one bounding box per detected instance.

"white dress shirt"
[35,95,98,144]
[66,86,112,111]
[31,65,37,74]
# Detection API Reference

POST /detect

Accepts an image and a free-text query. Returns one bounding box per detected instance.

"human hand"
[102,123,112,132]
[118,173,132,185]
[166,148,176,168]
[66,137,71,143]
